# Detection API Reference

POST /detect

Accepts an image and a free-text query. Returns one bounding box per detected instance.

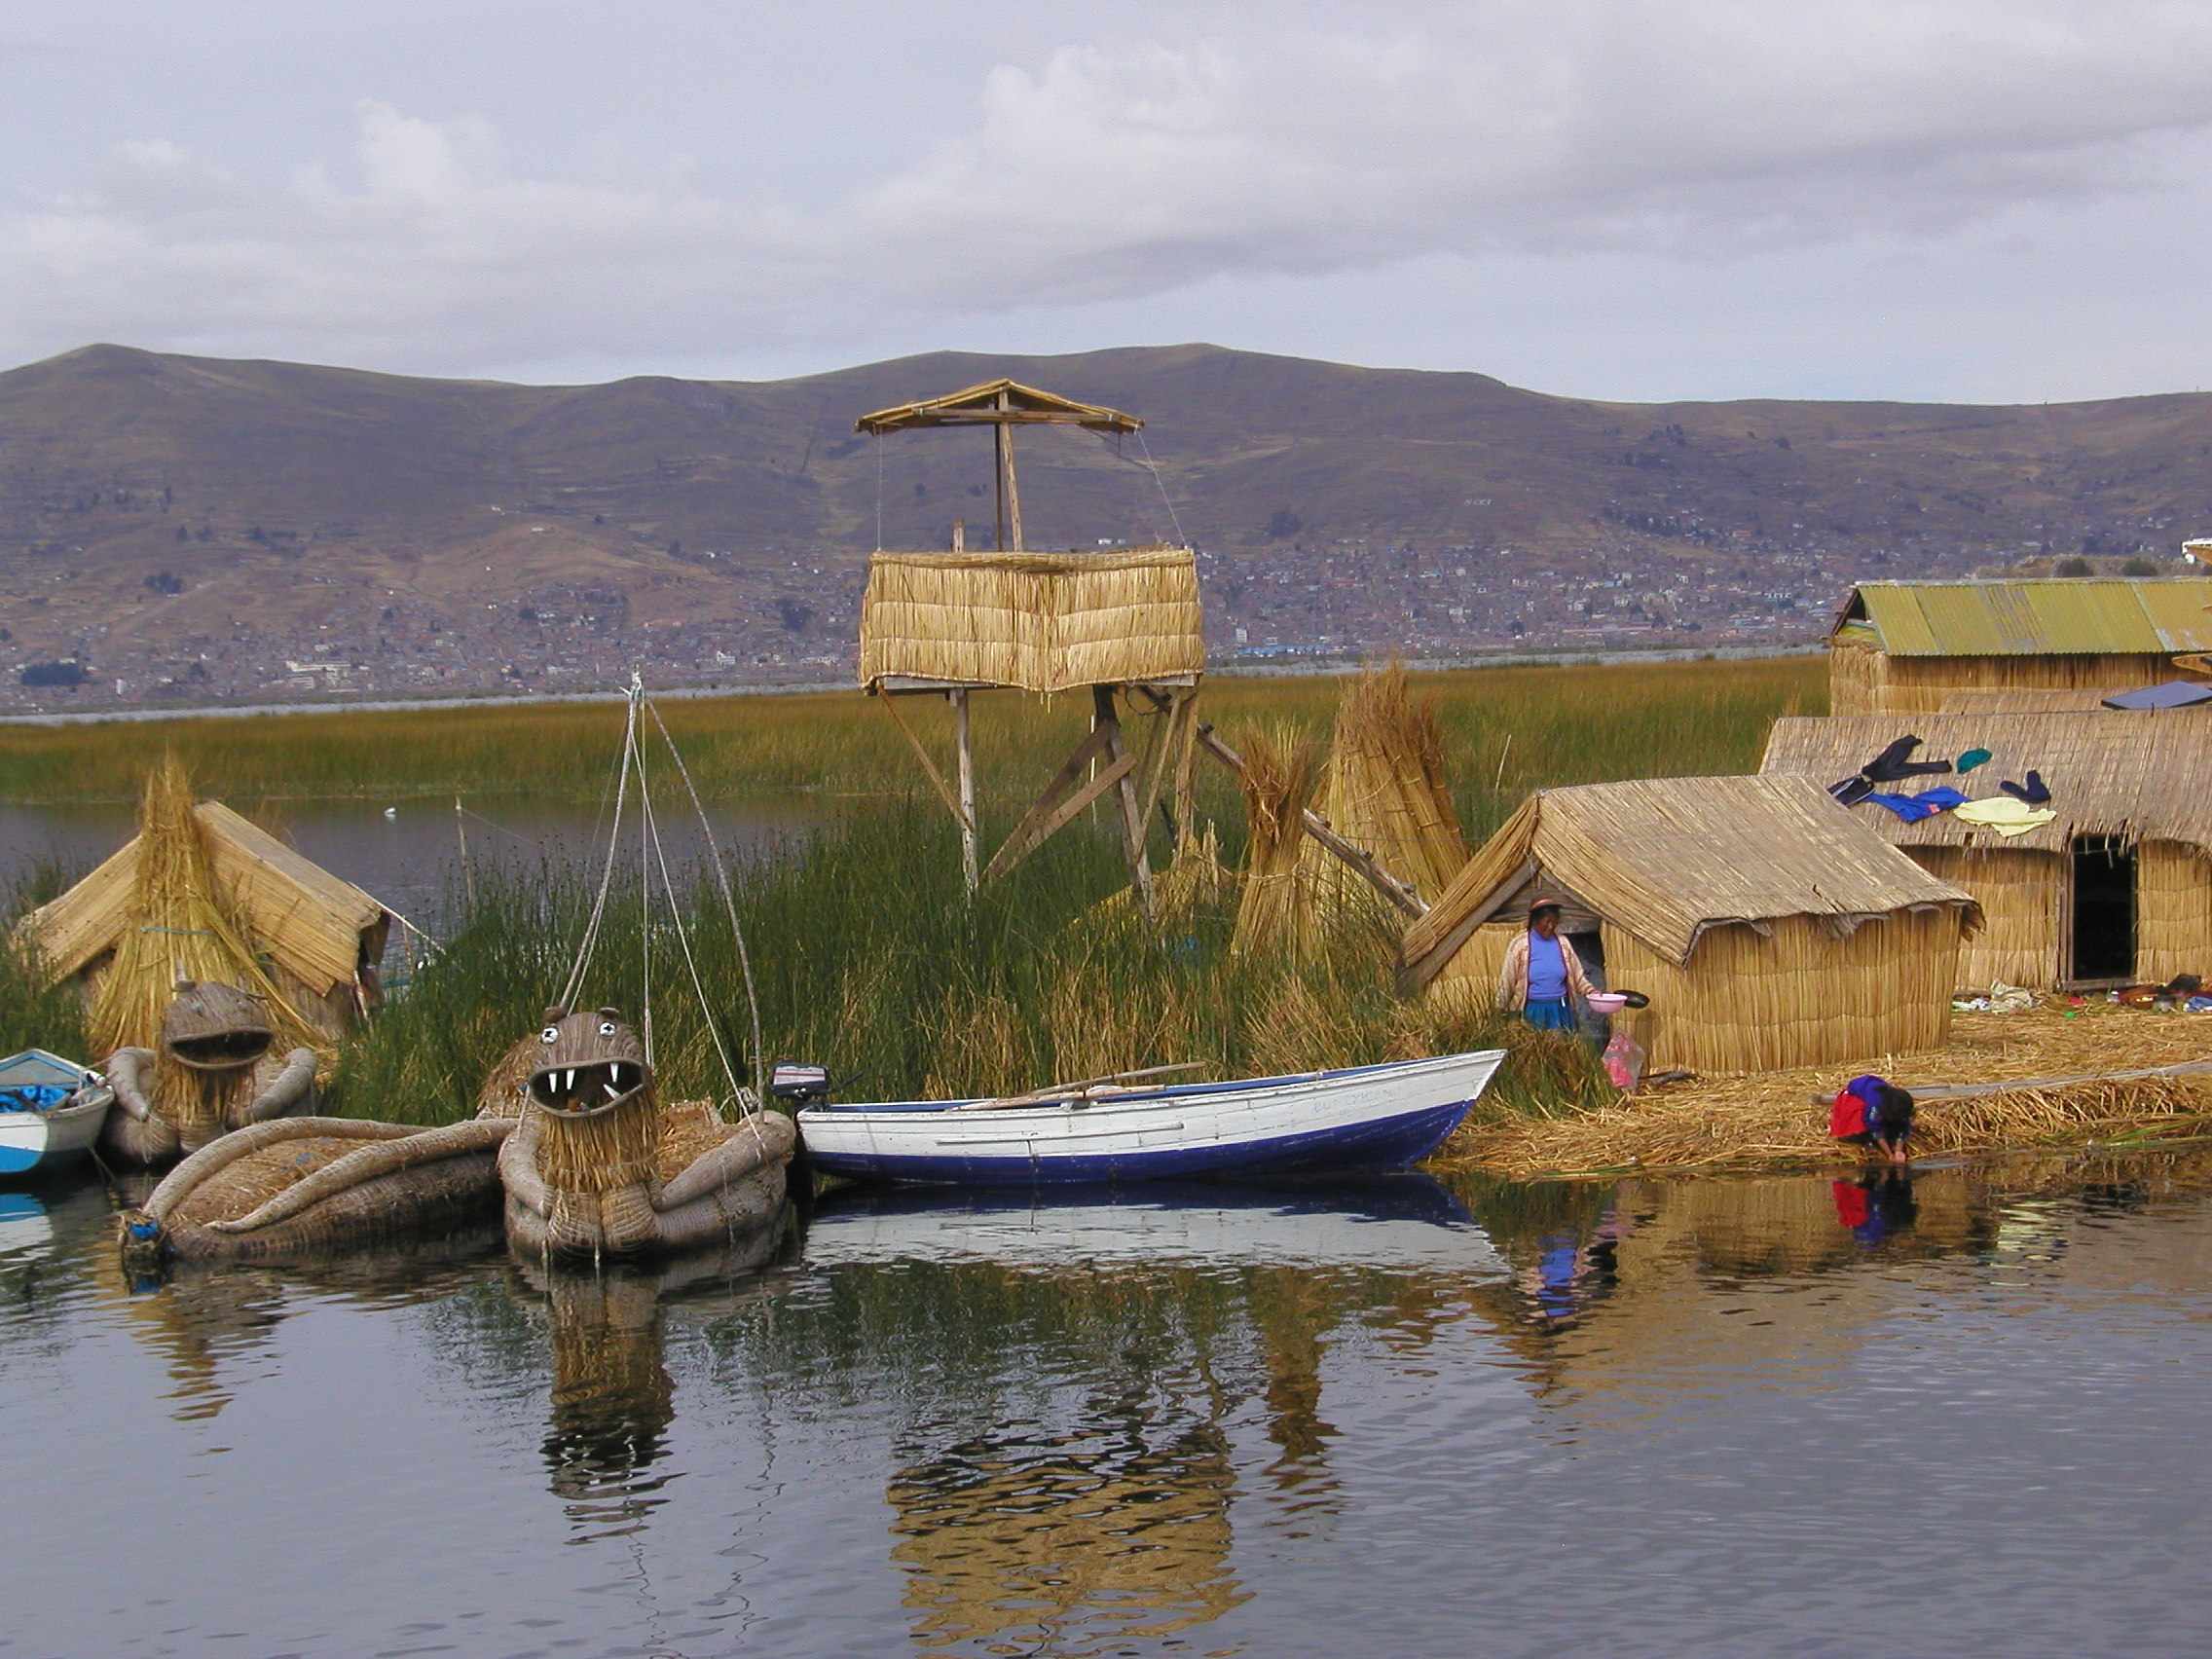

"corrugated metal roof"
[1840,580,2212,657]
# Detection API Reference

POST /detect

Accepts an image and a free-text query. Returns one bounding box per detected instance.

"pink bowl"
[1586,993,1630,1014]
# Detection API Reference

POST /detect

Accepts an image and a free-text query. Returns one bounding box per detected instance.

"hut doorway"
[2067,834,2136,984]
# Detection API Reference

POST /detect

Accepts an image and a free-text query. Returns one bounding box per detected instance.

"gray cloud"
[3,1,2207,399]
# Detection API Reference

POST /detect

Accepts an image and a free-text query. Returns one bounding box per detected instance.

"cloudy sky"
[5,1,2208,402]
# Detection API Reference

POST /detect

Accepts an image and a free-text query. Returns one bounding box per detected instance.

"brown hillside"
[3,342,2209,699]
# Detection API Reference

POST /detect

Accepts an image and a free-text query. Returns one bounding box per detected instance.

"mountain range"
[4,341,2209,702]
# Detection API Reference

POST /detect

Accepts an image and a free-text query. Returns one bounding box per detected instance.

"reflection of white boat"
[801,1177,1509,1278]
[0,1049,113,1177]
[0,1193,53,1253]
[797,1051,1504,1186]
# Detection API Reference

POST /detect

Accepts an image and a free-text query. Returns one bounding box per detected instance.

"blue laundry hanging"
[1863,786,1969,824]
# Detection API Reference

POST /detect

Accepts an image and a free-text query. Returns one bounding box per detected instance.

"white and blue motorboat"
[792,1049,1504,1187]
[0,1049,114,1178]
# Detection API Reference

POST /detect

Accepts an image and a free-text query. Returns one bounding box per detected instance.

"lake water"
[3,1149,2208,1656]
[0,799,825,945]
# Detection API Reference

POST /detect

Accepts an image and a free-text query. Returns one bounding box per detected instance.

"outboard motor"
[770,1063,830,1201]
[769,1063,830,1108]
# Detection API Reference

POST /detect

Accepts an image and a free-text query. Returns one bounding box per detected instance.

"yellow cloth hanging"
[1953,796,2057,837]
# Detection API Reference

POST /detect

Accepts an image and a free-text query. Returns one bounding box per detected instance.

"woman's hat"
[1529,896,1564,916]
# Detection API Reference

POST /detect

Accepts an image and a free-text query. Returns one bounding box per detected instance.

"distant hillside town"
[5,342,2209,713]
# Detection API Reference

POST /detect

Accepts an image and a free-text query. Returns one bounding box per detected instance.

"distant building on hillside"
[1827,578,2212,715]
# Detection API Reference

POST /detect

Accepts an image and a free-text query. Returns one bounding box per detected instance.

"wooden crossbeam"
[979,724,1128,885]
[876,691,971,831]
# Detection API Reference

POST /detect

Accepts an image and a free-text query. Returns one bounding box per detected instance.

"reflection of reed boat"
[802,1171,1507,1277]
[795,1050,1505,1186]
[0,1048,114,1177]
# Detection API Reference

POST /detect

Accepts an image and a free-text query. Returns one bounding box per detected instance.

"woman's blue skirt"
[1523,998,1575,1032]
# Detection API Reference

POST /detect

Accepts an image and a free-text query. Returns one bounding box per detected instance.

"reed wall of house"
[1909,846,2061,990]
[2137,841,2212,983]
[1829,648,2194,717]
[1424,922,1519,1014]
[1599,909,1960,1075]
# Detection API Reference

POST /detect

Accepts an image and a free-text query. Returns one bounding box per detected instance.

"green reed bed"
[0,656,1822,812]
[0,864,88,1061]
[333,804,1616,1128]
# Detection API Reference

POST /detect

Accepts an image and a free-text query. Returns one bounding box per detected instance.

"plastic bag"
[1602,1028,1646,1094]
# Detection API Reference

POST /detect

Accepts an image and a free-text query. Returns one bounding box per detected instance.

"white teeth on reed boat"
[565,1069,575,1091]
[605,1082,620,1100]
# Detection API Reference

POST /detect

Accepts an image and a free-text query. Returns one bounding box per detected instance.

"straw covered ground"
[1439,999,2212,1178]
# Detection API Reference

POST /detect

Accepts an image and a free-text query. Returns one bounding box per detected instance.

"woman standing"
[1495,898,1596,1032]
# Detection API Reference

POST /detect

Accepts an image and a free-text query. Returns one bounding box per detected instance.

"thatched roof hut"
[857,547,1203,695]
[1829,578,2212,715]
[1400,775,1979,1075]
[1762,711,2212,991]
[21,800,391,1041]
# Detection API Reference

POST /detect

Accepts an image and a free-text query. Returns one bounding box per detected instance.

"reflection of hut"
[888,1407,1246,1652]
[1762,711,2212,990]
[855,379,1205,918]
[22,799,392,1041]
[1828,578,2212,716]
[1400,776,1980,1074]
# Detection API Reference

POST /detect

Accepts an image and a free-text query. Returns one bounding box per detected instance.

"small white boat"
[0,1049,114,1178]
[793,1049,1504,1187]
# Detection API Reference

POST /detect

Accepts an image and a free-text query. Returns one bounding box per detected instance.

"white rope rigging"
[1134,429,1190,548]
[645,697,767,1122]
[559,672,768,1134]
[559,678,643,1012]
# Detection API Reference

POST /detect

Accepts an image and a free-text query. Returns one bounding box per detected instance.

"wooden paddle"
[950,1060,1208,1112]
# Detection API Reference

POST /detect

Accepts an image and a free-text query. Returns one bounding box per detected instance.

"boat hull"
[797,1050,1502,1187]
[0,1050,113,1178]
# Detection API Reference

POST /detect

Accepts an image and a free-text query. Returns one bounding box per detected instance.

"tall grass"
[0,658,1822,828]
[334,806,1614,1127]
[0,863,88,1061]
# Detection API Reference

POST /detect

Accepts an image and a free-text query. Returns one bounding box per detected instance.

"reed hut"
[21,786,392,1043]
[1828,578,2212,715]
[1762,711,2212,991]
[855,378,1207,920]
[1399,775,1979,1075]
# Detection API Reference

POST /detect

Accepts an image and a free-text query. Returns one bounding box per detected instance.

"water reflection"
[756,1177,1510,1654]
[888,1393,1246,1653]
[85,1219,505,1422]
[3,1150,2211,1653]
[512,1218,793,1542]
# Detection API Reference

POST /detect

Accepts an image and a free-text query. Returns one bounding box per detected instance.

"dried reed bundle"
[1440,1003,2212,1177]
[652,1097,730,1185]
[477,1031,537,1116]
[1230,723,1324,961]
[86,756,327,1066]
[1300,662,1468,930]
[536,1089,664,1197]
[1087,820,1230,932]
